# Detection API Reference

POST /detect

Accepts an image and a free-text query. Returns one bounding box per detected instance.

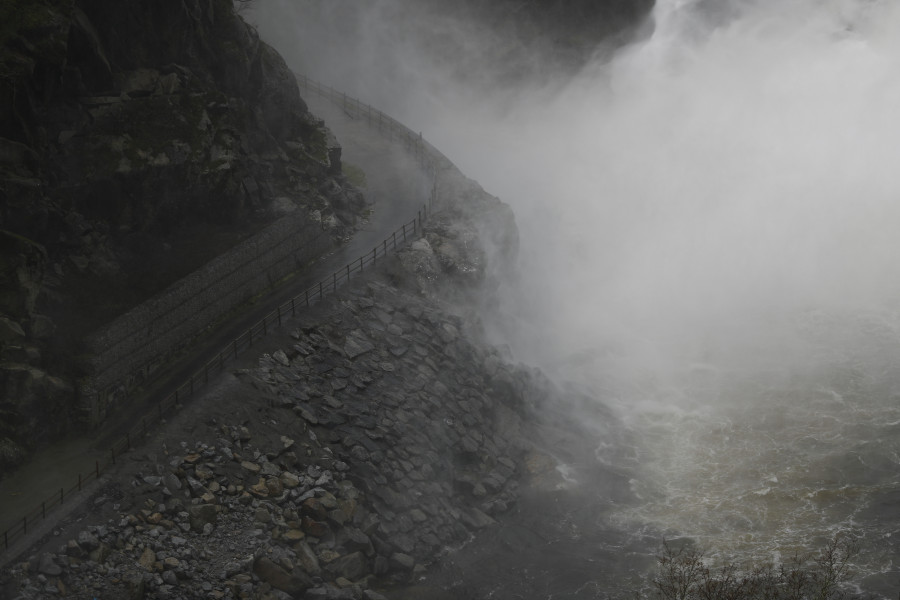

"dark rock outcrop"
[0,0,365,469]
[399,0,656,82]
[435,0,656,59]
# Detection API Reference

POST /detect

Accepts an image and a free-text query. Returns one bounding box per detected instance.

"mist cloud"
[247,4,900,585]
[254,0,900,386]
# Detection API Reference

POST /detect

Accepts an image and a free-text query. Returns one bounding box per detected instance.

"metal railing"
[1,74,441,554]
[296,74,448,174]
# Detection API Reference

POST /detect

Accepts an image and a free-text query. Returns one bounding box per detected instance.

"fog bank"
[254,0,900,391]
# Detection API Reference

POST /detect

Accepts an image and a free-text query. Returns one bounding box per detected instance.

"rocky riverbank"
[0,155,628,599]
[0,276,594,600]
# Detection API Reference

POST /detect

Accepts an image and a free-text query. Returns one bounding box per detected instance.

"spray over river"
[254,0,900,595]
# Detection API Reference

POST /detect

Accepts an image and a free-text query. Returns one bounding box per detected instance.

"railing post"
[333,271,337,291]
[347,264,350,281]
[305,290,310,307]
[402,223,407,242]
[248,329,253,348]
[392,232,397,249]
[372,247,377,267]
[383,239,387,254]
[360,256,364,272]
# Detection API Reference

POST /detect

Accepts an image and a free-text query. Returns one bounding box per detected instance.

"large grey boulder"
[253,556,314,596]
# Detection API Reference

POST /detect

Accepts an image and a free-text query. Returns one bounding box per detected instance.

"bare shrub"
[233,0,257,15]
[645,536,865,600]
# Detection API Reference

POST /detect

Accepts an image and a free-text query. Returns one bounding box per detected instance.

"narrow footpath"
[0,85,431,564]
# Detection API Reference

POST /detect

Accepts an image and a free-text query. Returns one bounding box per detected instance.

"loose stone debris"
[1,276,578,600]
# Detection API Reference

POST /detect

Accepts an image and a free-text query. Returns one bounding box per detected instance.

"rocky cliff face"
[400,0,656,83]
[253,0,654,122]
[0,2,641,596]
[429,0,656,62]
[0,0,364,472]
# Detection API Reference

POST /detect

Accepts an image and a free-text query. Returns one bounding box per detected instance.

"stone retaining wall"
[81,209,333,425]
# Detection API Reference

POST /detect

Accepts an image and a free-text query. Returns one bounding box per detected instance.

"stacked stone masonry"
[83,209,332,422]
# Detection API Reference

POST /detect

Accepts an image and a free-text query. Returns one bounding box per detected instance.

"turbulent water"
[256,0,900,596]
[594,308,900,595]
[545,2,900,595]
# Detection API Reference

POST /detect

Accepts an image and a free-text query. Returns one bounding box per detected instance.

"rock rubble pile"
[3,274,553,599]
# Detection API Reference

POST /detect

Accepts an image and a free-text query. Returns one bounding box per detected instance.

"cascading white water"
[255,0,900,594]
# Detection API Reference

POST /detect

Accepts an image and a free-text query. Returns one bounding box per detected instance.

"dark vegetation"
[646,537,871,600]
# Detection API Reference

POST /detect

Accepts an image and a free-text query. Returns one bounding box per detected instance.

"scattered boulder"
[37,553,61,576]
[188,504,218,531]
[327,551,368,581]
[254,556,314,596]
